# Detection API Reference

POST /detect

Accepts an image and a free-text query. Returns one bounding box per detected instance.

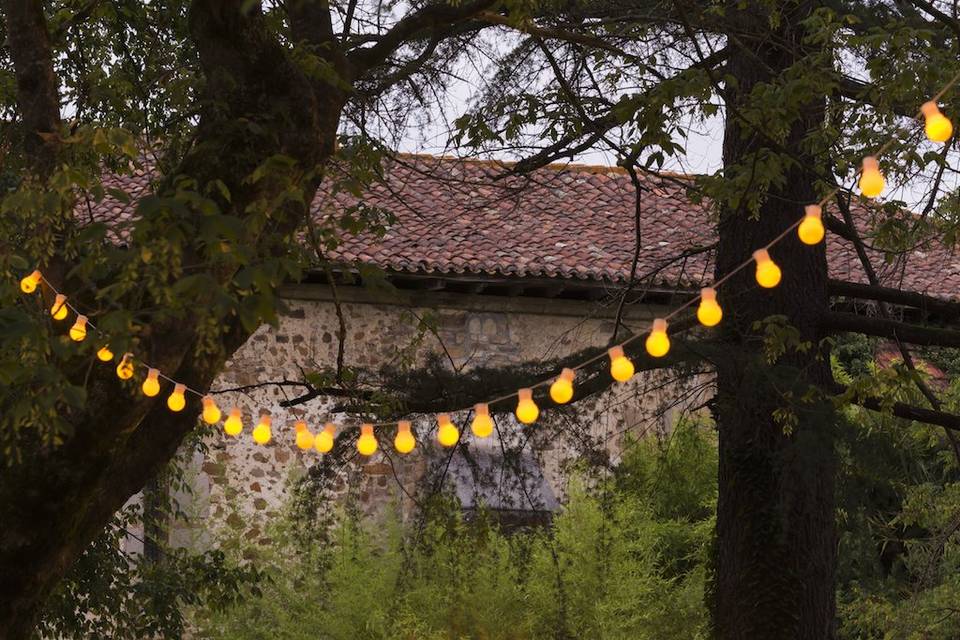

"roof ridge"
[393,152,698,181]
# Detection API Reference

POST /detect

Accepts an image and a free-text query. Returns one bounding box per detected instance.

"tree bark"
[0,0,61,175]
[711,2,837,637]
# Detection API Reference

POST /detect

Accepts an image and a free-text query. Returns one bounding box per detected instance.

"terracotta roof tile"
[89,154,960,300]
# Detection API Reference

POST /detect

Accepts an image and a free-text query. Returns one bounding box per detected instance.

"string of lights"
[15,89,958,458]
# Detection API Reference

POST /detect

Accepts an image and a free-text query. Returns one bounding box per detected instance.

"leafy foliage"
[192,421,716,640]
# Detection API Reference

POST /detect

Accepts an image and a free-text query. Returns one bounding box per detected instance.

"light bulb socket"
[360,423,374,436]
[608,345,625,360]
[753,249,771,263]
[323,422,337,435]
[229,407,242,418]
[517,388,532,402]
[294,420,307,432]
[558,367,576,382]
[437,413,451,426]
[652,318,667,333]
[475,402,489,416]
[804,204,822,219]
[258,412,272,427]
[51,294,67,316]
[921,101,940,117]
[862,156,879,172]
[146,368,159,380]
[398,420,411,433]
[700,287,716,301]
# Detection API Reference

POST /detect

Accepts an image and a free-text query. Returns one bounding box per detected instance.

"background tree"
[406,0,960,637]
[0,0,517,636]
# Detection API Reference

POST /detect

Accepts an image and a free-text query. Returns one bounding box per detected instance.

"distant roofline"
[392,152,700,181]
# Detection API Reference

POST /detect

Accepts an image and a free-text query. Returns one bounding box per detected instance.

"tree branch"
[821,311,960,348]
[346,0,499,75]
[838,387,960,432]
[827,279,960,319]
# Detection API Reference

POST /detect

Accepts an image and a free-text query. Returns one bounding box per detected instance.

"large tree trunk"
[0,2,344,637]
[711,1,837,638]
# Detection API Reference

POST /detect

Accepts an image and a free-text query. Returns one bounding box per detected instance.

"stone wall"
[169,282,711,549]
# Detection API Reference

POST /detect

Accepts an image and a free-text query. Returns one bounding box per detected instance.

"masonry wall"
[170,283,711,549]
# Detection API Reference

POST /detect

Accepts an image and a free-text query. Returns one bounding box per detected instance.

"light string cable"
[17,71,960,453]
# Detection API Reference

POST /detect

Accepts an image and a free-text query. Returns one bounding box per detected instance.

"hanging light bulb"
[645,318,670,358]
[223,407,244,437]
[142,368,161,397]
[515,388,539,424]
[116,353,134,380]
[608,346,635,382]
[68,315,88,342]
[20,270,41,294]
[253,412,272,445]
[97,345,114,362]
[50,294,69,321]
[395,420,416,454]
[858,156,885,198]
[201,395,221,424]
[295,421,315,450]
[437,413,460,447]
[315,423,336,453]
[797,204,825,245]
[357,423,378,456]
[921,101,953,143]
[471,403,493,438]
[697,287,723,327]
[549,368,576,404]
[167,383,186,412]
[753,249,782,288]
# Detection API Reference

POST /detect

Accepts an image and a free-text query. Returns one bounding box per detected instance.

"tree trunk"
[711,2,837,638]
[0,1,344,636]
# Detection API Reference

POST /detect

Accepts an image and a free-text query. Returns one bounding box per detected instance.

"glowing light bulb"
[858,156,885,198]
[357,423,378,456]
[50,294,68,321]
[20,270,41,294]
[515,388,539,424]
[922,101,953,143]
[395,420,416,454]
[753,249,782,288]
[645,318,670,358]
[295,421,315,450]
[471,403,493,438]
[116,353,134,380]
[798,204,825,245]
[69,315,88,342]
[315,423,336,453]
[437,413,459,447]
[253,412,272,445]
[142,368,161,397]
[697,287,723,327]
[224,408,243,437]
[550,368,576,404]
[167,383,186,412]
[608,346,634,382]
[97,345,114,362]
[201,395,221,424]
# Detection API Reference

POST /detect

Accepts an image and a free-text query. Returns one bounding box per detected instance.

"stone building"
[98,155,958,548]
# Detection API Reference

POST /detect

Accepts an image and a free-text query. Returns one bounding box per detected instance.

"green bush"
[192,421,716,640]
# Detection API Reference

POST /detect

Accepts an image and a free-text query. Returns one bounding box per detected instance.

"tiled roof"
[90,154,960,299]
